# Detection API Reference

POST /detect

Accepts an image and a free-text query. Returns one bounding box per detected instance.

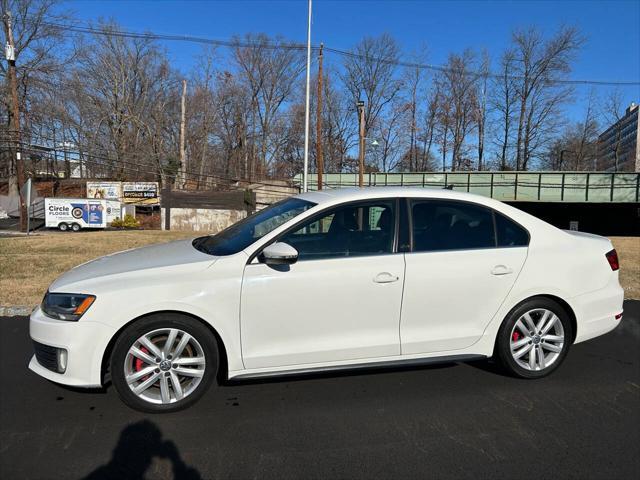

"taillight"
[605,249,619,271]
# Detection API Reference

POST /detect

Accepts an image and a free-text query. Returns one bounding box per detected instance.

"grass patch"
[0,231,638,307]
[0,230,198,306]
[610,237,640,300]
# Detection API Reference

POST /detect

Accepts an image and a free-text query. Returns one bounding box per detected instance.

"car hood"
[49,239,216,292]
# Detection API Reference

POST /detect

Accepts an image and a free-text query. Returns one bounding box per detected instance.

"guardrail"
[293,172,640,203]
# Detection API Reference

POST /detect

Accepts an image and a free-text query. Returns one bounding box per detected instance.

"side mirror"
[260,242,299,265]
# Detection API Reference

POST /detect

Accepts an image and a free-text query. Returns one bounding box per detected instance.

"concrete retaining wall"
[161,208,247,232]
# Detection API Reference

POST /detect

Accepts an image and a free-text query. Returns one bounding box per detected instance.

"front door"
[241,199,405,369]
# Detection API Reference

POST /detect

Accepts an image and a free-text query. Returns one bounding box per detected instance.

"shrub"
[110,214,140,229]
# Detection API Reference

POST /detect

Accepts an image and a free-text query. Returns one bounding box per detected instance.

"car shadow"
[82,420,201,480]
[464,357,513,377]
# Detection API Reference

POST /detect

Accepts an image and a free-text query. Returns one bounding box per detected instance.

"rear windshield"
[192,198,316,256]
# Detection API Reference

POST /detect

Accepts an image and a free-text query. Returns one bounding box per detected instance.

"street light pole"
[302,0,312,192]
[357,100,365,187]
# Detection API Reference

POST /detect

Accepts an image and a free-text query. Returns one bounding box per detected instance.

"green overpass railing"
[292,172,640,203]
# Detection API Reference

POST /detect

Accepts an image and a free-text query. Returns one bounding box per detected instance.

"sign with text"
[122,182,160,205]
[87,181,122,200]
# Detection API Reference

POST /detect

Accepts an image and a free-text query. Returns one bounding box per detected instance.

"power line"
[3,123,306,186]
[33,18,640,87]
[4,136,303,196]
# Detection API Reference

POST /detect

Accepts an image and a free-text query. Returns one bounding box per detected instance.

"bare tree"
[571,91,599,170]
[372,99,410,172]
[417,85,439,171]
[61,22,180,184]
[475,50,490,170]
[342,34,402,148]
[321,68,358,172]
[233,34,305,179]
[401,49,428,171]
[600,89,625,171]
[1,0,70,191]
[438,50,478,171]
[491,49,517,170]
[511,26,582,170]
[543,93,598,172]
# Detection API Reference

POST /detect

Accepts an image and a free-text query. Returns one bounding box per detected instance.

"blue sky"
[62,0,640,115]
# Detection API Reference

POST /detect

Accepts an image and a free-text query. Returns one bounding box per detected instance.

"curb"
[0,306,35,316]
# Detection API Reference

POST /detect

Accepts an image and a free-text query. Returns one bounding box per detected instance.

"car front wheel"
[110,313,218,413]
[496,298,573,378]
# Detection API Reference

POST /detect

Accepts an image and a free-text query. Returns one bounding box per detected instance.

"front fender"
[102,300,243,373]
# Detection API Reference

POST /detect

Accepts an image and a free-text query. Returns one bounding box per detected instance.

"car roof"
[296,186,494,206]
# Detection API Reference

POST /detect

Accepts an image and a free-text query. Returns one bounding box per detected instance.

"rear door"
[400,199,528,354]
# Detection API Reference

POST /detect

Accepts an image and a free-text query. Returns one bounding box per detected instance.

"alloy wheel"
[509,308,565,371]
[124,328,206,405]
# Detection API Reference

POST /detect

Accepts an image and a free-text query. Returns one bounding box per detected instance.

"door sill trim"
[232,354,486,380]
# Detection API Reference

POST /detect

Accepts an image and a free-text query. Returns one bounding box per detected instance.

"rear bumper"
[28,306,115,387]
[572,277,624,344]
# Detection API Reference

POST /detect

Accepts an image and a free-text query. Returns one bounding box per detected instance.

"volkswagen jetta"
[29,188,624,412]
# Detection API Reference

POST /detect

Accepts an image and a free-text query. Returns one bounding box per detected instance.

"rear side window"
[495,212,529,247]
[410,200,495,252]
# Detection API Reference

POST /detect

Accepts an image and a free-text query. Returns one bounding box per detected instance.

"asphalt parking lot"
[1,301,639,480]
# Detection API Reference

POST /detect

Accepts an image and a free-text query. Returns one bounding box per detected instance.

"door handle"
[491,265,513,276]
[374,272,400,283]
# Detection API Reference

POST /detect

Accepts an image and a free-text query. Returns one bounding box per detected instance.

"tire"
[58,223,68,232]
[110,313,218,413]
[496,297,573,379]
[71,223,81,232]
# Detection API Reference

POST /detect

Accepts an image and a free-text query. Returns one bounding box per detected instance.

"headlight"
[41,292,96,321]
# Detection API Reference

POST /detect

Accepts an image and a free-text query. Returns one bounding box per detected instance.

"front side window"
[278,200,396,261]
[411,200,495,252]
[193,198,316,256]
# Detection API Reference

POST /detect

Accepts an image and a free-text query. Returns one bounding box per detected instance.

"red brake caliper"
[134,346,151,381]
[512,331,521,342]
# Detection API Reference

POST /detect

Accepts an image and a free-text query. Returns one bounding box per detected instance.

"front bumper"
[28,306,116,387]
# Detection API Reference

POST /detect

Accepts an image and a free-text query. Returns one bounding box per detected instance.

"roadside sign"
[87,181,122,200]
[122,182,159,205]
[22,178,32,235]
[21,178,32,206]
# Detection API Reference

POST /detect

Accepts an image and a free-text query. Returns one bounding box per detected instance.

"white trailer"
[45,198,108,231]
[105,199,122,224]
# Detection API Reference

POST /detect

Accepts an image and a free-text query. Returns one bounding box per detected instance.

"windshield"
[192,197,316,256]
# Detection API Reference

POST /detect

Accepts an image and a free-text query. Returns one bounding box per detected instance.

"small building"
[597,103,639,172]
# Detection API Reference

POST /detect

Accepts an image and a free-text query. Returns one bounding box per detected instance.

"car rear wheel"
[496,298,573,379]
[71,223,81,232]
[58,223,68,232]
[110,313,218,413]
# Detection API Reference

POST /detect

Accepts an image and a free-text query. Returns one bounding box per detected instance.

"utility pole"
[302,0,312,192]
[178,79,187,189]
[3,7,26,231]
[315,43,324,191]
[357,100,365,188]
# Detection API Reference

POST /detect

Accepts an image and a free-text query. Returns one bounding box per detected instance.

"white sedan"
[29,187,624,412]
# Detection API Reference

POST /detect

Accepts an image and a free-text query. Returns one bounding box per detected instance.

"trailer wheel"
[58,223,69,232]
[71,223,81,232]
